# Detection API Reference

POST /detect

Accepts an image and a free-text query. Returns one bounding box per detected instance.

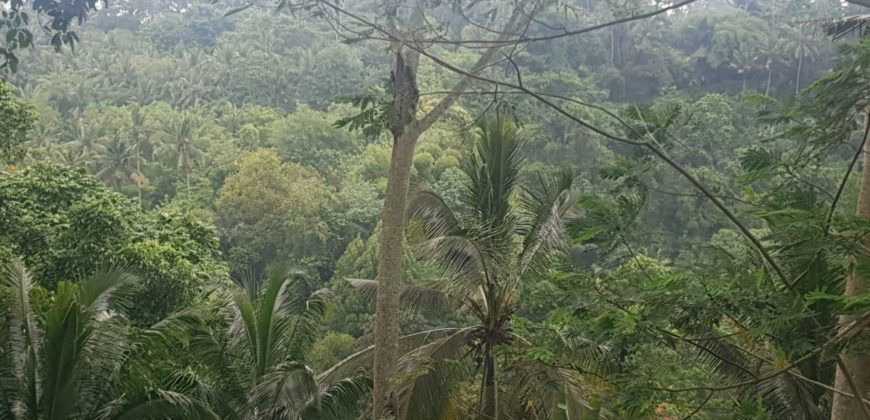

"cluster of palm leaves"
[0,261,216,419]
[24,105,204,201]
[0,260,368,420]
[213,268,370,419]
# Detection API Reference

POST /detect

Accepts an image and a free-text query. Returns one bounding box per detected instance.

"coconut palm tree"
[729,42,758,93]
[412,120,576,418]
[0,261,217,419]
[760,30,786,96]
[51,142,95,167]
[348,120,595,419]
[52,77,96,117]
[24,120,62,158]
[782,25,822,93]
[210,268,370,419]
[173,76,215,109]
[128,79,165,106]
[128,105,152,207]
[95,134,141,192]
[60,114,105,153]
[156,113,200,190]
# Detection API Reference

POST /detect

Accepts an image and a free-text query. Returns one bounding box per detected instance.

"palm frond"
[139,311,210,348]
[75,310,130,417]
[517,167,575,278]
[679,331,827,418]
[755,364,826,420]
[229,290,259,375]
[496,331,612,420]
[407,188,461,240]
[534,329,614,378]
[0,260,41,419]
[315,347,373,388]
[282,288,331,363]
[315,328,466,387]
[395,328,474,420]
[248,362,318,419]
[41,267,140,420]
[256,268,295,377]
[227,268,328,387]
[416,233,492,289]
[820,14,870,40]
[110,389,221,420]
[499,364,562,419]
[462,120,525,227]
[687,333,756,386]
[78,267,138,315]
[301,376,371,420]
[281,269,331,362]
[346,278,454,315]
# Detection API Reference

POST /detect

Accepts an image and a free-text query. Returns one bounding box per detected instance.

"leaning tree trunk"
[831,114,870,420]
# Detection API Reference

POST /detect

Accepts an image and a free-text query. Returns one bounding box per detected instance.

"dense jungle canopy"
[2,0,870,418]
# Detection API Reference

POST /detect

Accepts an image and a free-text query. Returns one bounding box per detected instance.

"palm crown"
[215,268,370,419]
[0,261,218,420]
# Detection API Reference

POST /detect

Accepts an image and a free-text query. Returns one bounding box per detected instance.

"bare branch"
[315,0,697,49]
[847,0,870,8]
[504,53,524,89]
[396,0,700,48]
[415,1,534,133]
[827,112,870,235]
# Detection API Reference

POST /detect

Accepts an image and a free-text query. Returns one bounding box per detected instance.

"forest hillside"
[2,0,870,418]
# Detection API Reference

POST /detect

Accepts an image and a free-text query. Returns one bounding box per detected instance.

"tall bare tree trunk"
[831,114,870,420]
[372,130,419,417]
[766,0,774,97]
[609,27,615,66]
[795,51,803,94]
[480,346,498,419]
[136,139,142,208]
[373,47,421,417]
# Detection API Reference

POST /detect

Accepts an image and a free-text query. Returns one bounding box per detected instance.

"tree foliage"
[1,0,868,418]
[0,162,228,324]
